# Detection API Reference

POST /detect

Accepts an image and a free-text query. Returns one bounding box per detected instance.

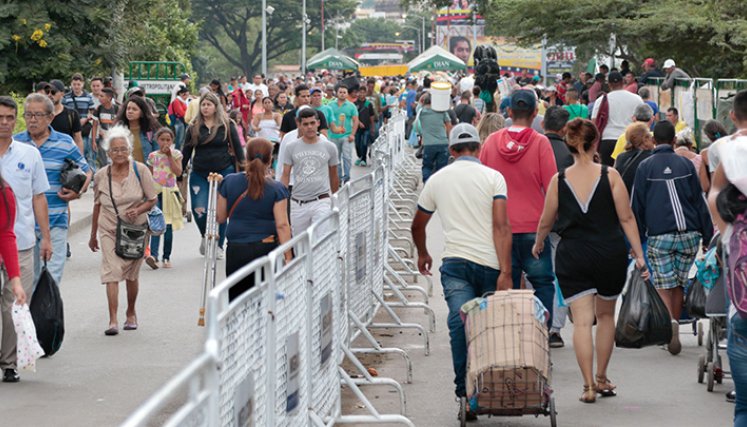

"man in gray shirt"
[281,108,340,235]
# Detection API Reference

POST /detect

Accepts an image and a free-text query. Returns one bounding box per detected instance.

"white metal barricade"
[122,113,423,427]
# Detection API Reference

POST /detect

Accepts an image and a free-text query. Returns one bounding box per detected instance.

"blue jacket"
[135,130,158,162]
[631,144,713,244]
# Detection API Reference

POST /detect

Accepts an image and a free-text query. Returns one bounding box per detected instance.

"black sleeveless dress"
[555,166,628,303]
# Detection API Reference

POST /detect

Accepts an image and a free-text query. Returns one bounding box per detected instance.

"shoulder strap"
[132,162,147,198]
[619,150,644,180]
[558,169,566,180]
[601,164,609,175]
[107,166,119,216]
[228,188,249,219]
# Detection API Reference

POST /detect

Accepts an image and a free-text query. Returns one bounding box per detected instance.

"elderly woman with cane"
[89,126,158,336]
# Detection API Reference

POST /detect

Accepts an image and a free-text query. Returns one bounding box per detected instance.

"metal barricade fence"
[122,113,421,427]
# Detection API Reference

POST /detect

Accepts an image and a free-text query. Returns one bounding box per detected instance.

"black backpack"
[29,266,65,356]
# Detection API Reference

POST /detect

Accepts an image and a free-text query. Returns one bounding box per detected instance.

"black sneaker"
[3,369,19,383]
[458,408,478,422]
[66,243,71,258]
[549,332,565,348]
[727,390,736,403]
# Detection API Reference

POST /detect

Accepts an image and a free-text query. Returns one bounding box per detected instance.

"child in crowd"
[229,109,247,147]
[145,128,184,269]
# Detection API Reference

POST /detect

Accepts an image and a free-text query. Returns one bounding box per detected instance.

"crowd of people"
[405,61,747,424]
[0,60,746,426]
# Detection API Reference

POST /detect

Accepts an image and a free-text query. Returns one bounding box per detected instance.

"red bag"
[593,94,609,137]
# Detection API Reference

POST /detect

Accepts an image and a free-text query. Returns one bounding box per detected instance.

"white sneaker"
[199,237,205,256]
[669,320,681,355]
[216,248,225,260]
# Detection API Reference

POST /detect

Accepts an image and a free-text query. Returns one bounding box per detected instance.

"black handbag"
[60,158,87,194]
[108,165,148,260]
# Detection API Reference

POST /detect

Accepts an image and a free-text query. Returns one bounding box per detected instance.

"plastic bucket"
[431,81,452,112]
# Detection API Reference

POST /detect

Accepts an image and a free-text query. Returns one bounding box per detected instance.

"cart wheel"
[459,397,467,427]
[715,356,724,384]
[550,396,557,427]
[698,322,704,346]
[697,355,706,384]
[707,363,715,392]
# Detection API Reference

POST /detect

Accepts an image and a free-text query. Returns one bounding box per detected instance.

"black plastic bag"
[615,270,673,348]
[29,266,65,356]
[686,279,707,319]
[60,159,87,194]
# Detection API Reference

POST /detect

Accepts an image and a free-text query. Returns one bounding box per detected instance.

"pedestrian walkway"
[343,212,734,426]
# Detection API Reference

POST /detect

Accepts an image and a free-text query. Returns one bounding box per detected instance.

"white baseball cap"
[449,123,481,147]
[663,59,676,69]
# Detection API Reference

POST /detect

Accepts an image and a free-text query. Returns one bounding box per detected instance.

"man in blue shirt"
[15,94,92,287]
[0,96,51,382]
[400,80,418,136]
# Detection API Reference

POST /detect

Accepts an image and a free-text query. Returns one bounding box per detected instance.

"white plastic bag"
[12,302,45,371]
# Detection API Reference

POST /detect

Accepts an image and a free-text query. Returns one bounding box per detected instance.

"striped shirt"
[62,91,94,117]
[14,127,91,229]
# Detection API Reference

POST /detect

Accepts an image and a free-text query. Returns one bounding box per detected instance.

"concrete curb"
[68,191,94,237]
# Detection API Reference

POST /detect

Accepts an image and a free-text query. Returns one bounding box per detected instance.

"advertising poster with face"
[234,375,255,427]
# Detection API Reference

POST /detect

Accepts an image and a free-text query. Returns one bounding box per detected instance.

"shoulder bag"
[108,165,148,259]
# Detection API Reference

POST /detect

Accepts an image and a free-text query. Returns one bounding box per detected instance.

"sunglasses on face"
[43,88,58,95]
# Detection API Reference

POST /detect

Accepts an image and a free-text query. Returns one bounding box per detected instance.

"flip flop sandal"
[105,327,119,336]
[123,322,138,330]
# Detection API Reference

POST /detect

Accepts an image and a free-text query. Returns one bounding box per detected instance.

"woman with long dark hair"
[181,92,245,259]
[115,95,159,164]
[216,138,291,301]
[533,118,648,403]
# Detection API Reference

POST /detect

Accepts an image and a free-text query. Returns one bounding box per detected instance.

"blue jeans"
[440,257,501,397]
[422,144,449,183]
[511,233,555,326]
[189,166,234,249]
[33,227,68,287]
[355,129,370,161]
[149,194,173,261]
[173,119,185,151]
[83,135,97,172]
[729,315,747,426]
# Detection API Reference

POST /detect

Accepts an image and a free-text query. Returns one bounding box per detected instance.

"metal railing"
[122,112,426,427]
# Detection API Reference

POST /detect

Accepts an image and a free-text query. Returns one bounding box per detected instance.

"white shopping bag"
[11,302,45,371]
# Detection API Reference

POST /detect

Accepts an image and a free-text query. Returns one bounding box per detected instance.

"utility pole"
[321,0,325,51]
[301,0,307,76]
[262,0,267,76]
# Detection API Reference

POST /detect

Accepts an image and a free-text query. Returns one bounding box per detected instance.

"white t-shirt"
[591,90,643,141]
[417,157,508,270]
[275,129,332,186]
[248,83,269,98]
[712,131,747,188]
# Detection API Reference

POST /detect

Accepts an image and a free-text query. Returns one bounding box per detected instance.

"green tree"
[337,18,404,49]
[0,0,198,93]
[480,0,747,78]
[191,0,357,76]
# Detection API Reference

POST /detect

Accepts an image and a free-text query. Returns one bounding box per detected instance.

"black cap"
[49,79,66,92]
[510,90,537,112]
[608,71,623,83]
[594,73,605,81]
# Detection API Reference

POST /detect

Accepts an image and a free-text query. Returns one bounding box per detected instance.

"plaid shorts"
[647,231,701,290]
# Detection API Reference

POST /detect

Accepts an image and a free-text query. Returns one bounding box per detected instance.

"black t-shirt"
[455,103,477,124]
[354,99,375,130]
[280,107,328,134]
[51,107,81,139]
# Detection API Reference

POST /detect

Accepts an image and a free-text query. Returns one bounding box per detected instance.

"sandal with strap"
[595,375,617,397]
[579,384,596,403]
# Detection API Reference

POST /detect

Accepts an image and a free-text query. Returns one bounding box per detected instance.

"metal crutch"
[198,172,223,327]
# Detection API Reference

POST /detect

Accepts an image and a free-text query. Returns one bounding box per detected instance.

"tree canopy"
[0,0,198,93]
[192,0,357,77]
[480,0,747,78]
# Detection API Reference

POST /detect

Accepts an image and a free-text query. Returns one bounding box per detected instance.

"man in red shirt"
[480,90,558,323]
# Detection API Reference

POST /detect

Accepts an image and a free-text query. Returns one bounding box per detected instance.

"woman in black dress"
[532,118,649,404]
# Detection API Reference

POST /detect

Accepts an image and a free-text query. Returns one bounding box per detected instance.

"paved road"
[0,202,211,426]
[344,213,735,426]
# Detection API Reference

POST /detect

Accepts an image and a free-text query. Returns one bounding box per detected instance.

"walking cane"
[198,173,223,327]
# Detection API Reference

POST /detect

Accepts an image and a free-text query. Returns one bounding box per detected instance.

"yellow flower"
[30,29,43,41]
[19,19,27,25]
[95,58,102,65]
[38,39,47,48]
[11,34,21,42]
[44,23,52,31]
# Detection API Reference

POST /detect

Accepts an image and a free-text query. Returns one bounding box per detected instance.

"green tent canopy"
[407,46,467,72]
[307,48,360,71]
